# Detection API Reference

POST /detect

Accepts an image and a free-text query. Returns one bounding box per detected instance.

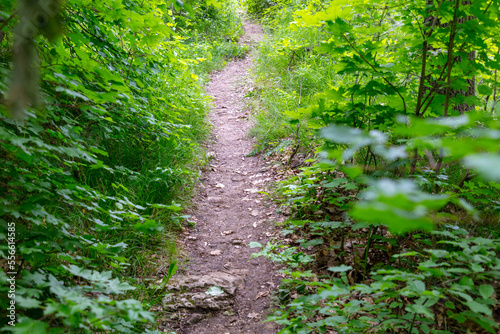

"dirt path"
[161,22,282,334]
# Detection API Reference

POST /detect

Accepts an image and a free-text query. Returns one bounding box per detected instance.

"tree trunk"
[422,0,476,116]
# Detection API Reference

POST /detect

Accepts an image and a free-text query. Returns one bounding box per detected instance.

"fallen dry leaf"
[210,250,222,256]
[255,291,269,300]
[247,312,260,319]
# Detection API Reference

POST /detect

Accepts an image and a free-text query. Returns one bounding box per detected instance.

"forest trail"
[162,22,282,334]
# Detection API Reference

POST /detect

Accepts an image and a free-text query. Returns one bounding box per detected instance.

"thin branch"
[483,0,494,14]
[415,40,429,116]
[287,77,303,169]
[492,69,498,113]
[341,33,407,114]
[0,10,17,32]
[416,0,446,116]
[443,0,460,117]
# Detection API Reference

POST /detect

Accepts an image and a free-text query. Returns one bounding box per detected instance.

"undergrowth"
[246,0,500,333]
[0,0,246,332]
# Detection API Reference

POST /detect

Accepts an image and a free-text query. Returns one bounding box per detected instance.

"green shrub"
[0,0,243,332]
[248,0,500,333]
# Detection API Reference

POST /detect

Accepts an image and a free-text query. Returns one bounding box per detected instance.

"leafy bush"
[248,0,500,333]
[254,229,500,333]
[0,0,243,332]
[245,0,278,18]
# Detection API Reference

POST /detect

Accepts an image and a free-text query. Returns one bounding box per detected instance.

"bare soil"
[166,22,282,334]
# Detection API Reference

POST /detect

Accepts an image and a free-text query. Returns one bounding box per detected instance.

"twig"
[298,76,303,107]
[362,225,378,283]
[0,10,17,32]
[408,312,418,334]
[483,0,494,14]
[443,0,460,117]
[287,77,303,169]
[287,50,297,69]
[492,68,498,113]
[341,33,407,114]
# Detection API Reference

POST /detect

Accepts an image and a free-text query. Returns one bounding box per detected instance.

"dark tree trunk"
[422,0,476,116]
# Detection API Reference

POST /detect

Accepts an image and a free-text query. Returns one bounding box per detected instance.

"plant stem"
[341,33,407,114]
[443,0,460,117]
[362,225,378,283]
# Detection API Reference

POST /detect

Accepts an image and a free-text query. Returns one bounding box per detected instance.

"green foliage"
[248,0,500,332]
[244,0,277,18]
[256,228,500,334]
[0,0,243,332]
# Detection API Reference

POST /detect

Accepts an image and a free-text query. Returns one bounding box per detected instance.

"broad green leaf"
[464,300,492,316]
[167,261,178,282]
[478,85,493,95]
[478,285,494,299]
[1,317,49,334]
[409,280,426,294]
[133,220,163,233]
[350,179,448,234]
[301,238,324,248]
[406,304,434,319]
[327,265,353,272]
[464,154,500,181]
[15,296,42,309]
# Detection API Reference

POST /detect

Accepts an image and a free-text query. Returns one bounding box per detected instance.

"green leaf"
[167,261,178,282]
[301,238,324,248]
[406,304,434,319]
[2,317,49,334]
[249,242,263,248]
[445,301,456,310]
[464,300,492,316]
[478,85,493,95]
[464,154,500,181]
[327,265,353,272]
[55,86,89,101]
[350,179,447,234]
[15,296,42,309]
[409,280,426,293]
[478,285,494,299]
[426,249,449,258]
[459,276,474,288]
[133,220,163,233]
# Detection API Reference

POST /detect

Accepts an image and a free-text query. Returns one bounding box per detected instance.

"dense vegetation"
[1,0,499,333]
[0,0,245,332]
[247,0,500,333]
